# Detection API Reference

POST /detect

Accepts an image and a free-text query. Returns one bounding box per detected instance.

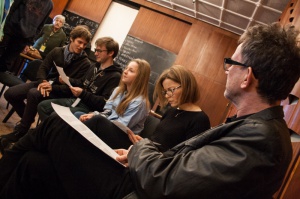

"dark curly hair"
[239,22,300,104]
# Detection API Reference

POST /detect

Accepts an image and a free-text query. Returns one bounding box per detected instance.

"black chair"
[0,59,43,123]
[139,112,161,139]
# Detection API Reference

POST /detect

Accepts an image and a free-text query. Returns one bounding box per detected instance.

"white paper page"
[71,98,81,107]
[51,103,124,166]
[53,61,72,87]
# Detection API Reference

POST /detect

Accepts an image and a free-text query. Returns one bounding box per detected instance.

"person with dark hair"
[75,64,210,150]
[33,15,67,59]
[37,37,122,122]
[0,0,53,72]
[0,26,92,151]
[127,64,211,151]
[0,22,299,199]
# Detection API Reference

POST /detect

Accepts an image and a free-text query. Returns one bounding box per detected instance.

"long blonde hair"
[112,59,151,116]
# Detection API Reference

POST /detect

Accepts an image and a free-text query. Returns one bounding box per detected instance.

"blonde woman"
[74,58,151,148]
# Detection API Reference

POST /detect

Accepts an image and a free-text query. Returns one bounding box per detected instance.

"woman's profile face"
[162,78,182,107]
[122,61,139,87]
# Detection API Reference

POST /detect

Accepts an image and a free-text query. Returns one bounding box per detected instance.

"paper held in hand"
[53,61,80,107]
[53,61,72,87]
[51,102,125,167]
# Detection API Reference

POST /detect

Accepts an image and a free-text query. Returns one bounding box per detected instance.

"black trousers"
[4,81,43,129]
[0,114,134,198]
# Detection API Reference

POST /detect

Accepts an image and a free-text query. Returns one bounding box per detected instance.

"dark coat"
[128,106,292,199]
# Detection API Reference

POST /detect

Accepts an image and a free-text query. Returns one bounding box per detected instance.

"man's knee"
[4,87,14,102]
[37,100,52,115]
[27,88,43,102]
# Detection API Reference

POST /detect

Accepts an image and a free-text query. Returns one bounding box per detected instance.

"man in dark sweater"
[0,0,53,72]
[37,37,122,121]
[0,26,92,151]
[33,15,67,59]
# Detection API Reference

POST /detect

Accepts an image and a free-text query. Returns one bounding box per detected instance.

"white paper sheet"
[51,103,124,166]
[71,98,81,107]
[53,61,72,87]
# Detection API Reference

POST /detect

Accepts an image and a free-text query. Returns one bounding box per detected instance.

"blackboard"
[115,35,176,85]
[115,35,177,106]
[61,10,99,44]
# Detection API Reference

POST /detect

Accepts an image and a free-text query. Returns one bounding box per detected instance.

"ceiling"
[146,0,290,35]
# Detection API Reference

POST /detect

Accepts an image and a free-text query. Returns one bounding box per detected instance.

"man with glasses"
[36,37,122,122]
[0,23,300,199]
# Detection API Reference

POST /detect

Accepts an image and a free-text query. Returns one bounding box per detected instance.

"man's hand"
[37,80,52,97]
[79,113,94,122]
[22,45,30,54]
[70,87,83,97]
[127,129,143,144]
[115,148,130,167]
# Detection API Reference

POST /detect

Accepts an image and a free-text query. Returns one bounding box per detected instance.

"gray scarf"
[64,45,84,65]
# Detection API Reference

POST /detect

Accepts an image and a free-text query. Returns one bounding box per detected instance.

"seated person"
[0,26,92,151]
[79,64,211,151]
[32,14,67,59]
[132,65,210,151]
[37,37,122,122]
[0,23,299,199]
[86,65,210,151]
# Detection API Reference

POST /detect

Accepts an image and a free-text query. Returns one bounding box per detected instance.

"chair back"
[20,59,43,82]
[139,114,160,139]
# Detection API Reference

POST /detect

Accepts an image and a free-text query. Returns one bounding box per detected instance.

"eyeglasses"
[223,58,247,71]
[162,85,181,97]
[94,48,108,53]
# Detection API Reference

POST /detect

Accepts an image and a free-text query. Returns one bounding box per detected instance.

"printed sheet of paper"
[53,61,80,107]
[53,61,72,87]
[51,103,124,166]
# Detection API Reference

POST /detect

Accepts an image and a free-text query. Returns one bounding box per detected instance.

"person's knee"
[4,85,20,102]
[27,88,42,102]
[37,101,52,121]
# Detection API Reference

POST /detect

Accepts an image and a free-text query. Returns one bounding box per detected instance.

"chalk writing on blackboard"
[115,35,176,84]
[62,10,99,44]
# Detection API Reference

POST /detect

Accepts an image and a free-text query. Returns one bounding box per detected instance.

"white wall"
[90,2,138,51]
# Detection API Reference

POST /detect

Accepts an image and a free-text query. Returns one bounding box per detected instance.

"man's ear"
[241,67,255,89]
[108,51,114,57]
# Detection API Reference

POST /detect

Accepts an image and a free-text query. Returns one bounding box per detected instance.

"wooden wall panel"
[273,142,300,198]
[131,0,198,24]
[66,0,112,22]
[175,22,239,126]
[129,7,191,54]
[50,0,69,19]
[279,0,300,134]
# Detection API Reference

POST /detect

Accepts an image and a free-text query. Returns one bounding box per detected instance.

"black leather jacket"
[127,106,292,199]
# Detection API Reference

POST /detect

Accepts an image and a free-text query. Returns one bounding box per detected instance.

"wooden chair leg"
[3,108,15,123]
